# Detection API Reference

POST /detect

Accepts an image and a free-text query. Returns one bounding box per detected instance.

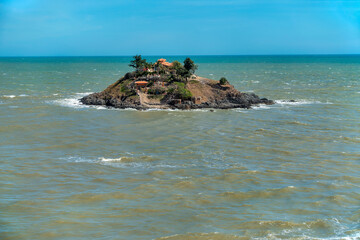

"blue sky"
[0,0,359,56]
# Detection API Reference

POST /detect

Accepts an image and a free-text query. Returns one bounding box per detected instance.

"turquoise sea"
[0,55,359,240]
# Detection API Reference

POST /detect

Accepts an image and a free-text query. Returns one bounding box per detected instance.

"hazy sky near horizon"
[0,0,359,56]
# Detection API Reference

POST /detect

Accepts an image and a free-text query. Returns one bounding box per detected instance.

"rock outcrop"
[80,72,273,110]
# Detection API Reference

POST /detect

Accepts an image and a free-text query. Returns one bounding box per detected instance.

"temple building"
[157,58,173,67]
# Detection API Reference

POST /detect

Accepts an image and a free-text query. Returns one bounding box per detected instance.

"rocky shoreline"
[80,75,273,110]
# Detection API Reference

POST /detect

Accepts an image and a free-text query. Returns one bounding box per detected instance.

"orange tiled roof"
[157,58,173,67]
[135,81,148,85]
[162,62,173,67]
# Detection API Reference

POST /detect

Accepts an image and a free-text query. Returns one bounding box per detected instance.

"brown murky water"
[0,56,359,239]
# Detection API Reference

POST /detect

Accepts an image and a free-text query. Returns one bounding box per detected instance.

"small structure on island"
[157,58,173,67]
[135,81,148,90]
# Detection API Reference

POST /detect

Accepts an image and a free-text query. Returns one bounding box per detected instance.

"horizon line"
[1,53,360,58]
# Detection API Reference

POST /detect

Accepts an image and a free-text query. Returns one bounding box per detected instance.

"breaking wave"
[1,94,30,98]
[64,155,179,169]
[51,92,100,109]
[2,95,16,98]
[275,99,333,105]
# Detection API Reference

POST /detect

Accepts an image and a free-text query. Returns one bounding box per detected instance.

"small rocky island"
[81,56,274,110]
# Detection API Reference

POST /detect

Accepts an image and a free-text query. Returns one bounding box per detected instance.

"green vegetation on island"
[128,55,198,83]
[219,77,229,85]
[126,55,198,101]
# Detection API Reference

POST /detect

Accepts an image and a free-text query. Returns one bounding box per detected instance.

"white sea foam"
[52,94,331,112]
[122,108,138,111]
[232,108,248,112]
[144,108,176,112]
[144,108,212,112]
[99,157,122,162]
[53,97,88,109]
[340,232,360,240]
[2,94,30,98]
[252,104,271,110]
[275,99,332,105]
[230,99,333,112]
[68,156,123,164]
[65,156,179,169]
[52,92,93,109]
[3,95,16,98]
[236,99,328,111]
[75,92,93,95]
[52,92,137,110]
[65,156,95,163]
[256,217,360,240]
[191,108,213,112]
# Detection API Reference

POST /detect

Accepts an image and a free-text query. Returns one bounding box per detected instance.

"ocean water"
[0,55,359,240]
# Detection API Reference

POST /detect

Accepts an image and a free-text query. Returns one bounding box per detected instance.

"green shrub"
[148,95,164,100]
[167,88,175,94]
[147,81,154,87]
[167,73,178,82]
[174,82,185,88]
[136,71,147,77]
[176,87,192,100]
[171,61,183,70]
[147,88,155,95]
[119,81,136,96]
[148,88,165,95]
[120,85,128,92]
[219,77,229,85]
